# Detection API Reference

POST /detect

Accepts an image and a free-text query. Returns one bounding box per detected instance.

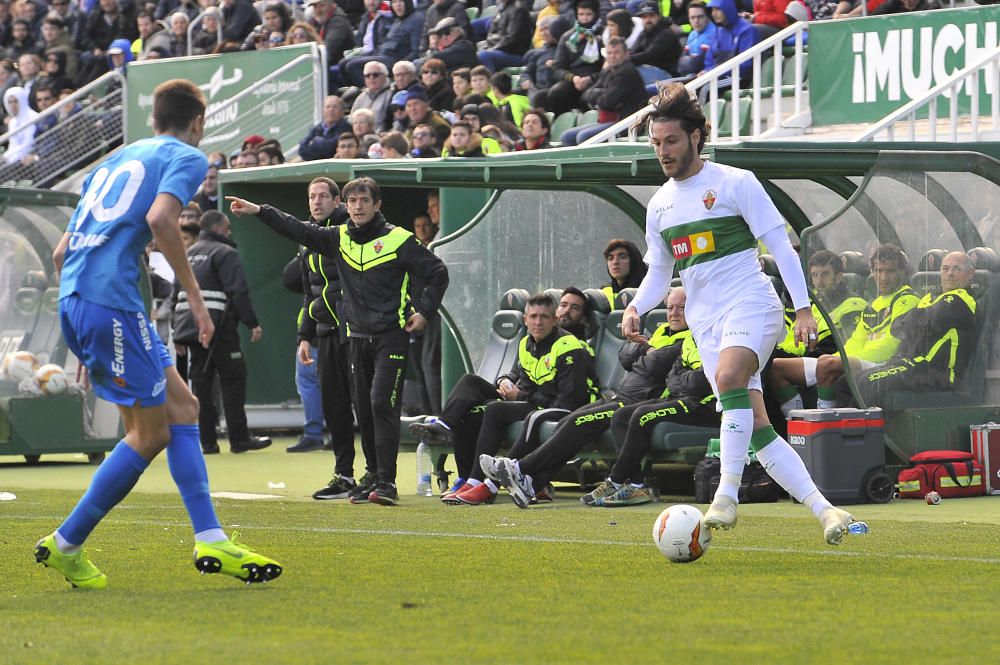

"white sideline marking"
[209,492,283,500]
[7,515,1000,564]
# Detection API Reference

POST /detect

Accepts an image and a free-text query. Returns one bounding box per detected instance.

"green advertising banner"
[810,6,1000,126]
[125,44,321,159]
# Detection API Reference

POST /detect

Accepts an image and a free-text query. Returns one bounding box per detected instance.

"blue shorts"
[60,293,173,407]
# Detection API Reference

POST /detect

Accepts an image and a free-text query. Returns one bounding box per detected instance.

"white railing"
[187,10,224,57]
[581,21,809,146]
[854,46,1000,142]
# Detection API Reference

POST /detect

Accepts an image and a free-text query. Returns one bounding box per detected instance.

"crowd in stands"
[0,0,955,166]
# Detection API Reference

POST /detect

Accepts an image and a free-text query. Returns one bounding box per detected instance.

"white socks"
[780,393,804,417]
[717,406,754,501]
[755,433,833,518]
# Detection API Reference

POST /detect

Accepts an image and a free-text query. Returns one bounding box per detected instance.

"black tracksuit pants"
[318,332,359,477]
[609,398,719,484]
[188,329,249,451]
[517,398,623,489]
[350,329,409,483]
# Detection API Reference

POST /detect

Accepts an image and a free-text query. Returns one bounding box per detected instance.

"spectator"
[78,0,137,84]
[334,131,361,158]
[307,0,354,64]
[419,57,455,111]
[424,17,478,72]
[171,210,272,455]
[287,20,320,45]
[243,2,293,49]
[0,86,36,182]
[379,129,409,157]
[420,0,471,53]
[413,212,436,244]
[343,0,421,87]
[16,52,40,106]
[190,7,221,54]
[748,0,791,39]
[355,0,391,57]
[233,148,258,167]
[676,1,715,79]
[27,80,55,162]
[6,19,41,60]
[220,0,257,43]
[387,88,409,130]
[403,85,451,146]
[408,122,440,157]
[560,37,645,144]
[12,0,40,37]
[599,238,647,307]
[154,0,199,22]
[206,150,228,169]
[348,106,373,139]
[441,120,484,157]
[40,50,72,96]
[515,107,552,150]
[168,11,189,56]
[538,0,604,116]
[602,8,641,52]
[47,0,83,51]
[469,64,497,103]
[40,15,77,81]
[136,11,172,59]
[520,15,566,104]
[351,60,392,131]
[192,164,219,212]
[531,0,560,49]
[871,0,940,14]
[451,66,470,101]
[256,142,285,165]
[702,0,757,80]
[630,2,682,81]
[298,94,351,160]
[0,60,17,100]
[477,0,532,72]
[490,70,529,127]
[477,100,521,147]
[392,60,419,93]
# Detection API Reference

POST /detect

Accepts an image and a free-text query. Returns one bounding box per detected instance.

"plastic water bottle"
[416,441,433,497]
[847,521,870,535]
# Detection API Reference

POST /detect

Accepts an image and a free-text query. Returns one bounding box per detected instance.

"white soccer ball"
[2,351,39,381]
[34,363,69,396]
[652,504,711,563]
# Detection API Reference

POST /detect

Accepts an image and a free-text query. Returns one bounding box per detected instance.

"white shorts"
[692,305,785,396]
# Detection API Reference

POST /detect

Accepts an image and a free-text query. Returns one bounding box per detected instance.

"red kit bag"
[897,450,986,499]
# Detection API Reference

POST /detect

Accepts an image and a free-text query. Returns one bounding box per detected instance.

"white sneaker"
[497,458,534,509]
[820,507,854,545]
[479,454,504,482]
[703,494,739,530]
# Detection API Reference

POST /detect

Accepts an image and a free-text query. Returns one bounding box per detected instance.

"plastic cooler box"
[970,423,1000,495]
[787,408,891,504]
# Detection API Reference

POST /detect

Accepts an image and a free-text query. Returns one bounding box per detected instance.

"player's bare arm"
[52,232,70,275]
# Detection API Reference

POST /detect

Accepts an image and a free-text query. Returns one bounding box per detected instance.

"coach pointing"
[227,177,449,506]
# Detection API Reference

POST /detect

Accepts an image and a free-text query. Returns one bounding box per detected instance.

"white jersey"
[643,161,784,333]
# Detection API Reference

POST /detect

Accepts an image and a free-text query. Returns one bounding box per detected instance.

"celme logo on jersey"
[671,231,716,259]
[111,318,126,385]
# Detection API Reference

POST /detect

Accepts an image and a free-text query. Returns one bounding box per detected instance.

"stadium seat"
[839,250,869,297]
[969,246,1000,272]
[644,309,666,336]
[477,288,530,383]
[550,112,578,141]
[466,7,478,19]
[594,310,630,396]
[918,248,946,272]
[577,109,599,126]
[714,100,752,138]
[782,52,808,85]
[480,4,498,18]
[583,287,610,349]
[614,287,637,310]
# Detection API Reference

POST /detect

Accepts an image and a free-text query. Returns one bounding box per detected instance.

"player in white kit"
[622,84,854,545]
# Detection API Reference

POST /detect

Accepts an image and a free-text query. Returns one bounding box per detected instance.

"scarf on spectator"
[566,21,599,63]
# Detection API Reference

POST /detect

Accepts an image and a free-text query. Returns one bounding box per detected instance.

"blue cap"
[390,90,408,108]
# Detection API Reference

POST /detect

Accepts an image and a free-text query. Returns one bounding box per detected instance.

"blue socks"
[58,441,149,546]
[166,424,224,542]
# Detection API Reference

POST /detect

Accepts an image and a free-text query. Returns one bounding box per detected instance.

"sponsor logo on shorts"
[137,313,152,351]
[111,318,126,379]
[389,353,405,360]
[68,232,109,250]
[724,329,751,338]
[671,231,715,259]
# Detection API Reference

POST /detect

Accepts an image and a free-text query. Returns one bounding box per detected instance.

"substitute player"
[34,79,282,589]
[622,84,854,545]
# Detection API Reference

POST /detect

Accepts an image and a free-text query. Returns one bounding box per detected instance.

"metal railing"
[581,21,809,146]
[0,70,124,187]
[187,10,224,57]
[854,45,1000,142]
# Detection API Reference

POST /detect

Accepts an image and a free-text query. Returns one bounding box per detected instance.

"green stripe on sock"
[817,385,835,400]
[750,426,778,453]
[775,384,799,403]
[719,388,751,411]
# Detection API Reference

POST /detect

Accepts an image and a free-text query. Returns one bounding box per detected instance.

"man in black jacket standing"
[172,211,272,455]
[227,178,449,506]
[630,1,682,81]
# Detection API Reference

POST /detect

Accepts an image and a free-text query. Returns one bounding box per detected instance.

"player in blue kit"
[33,79,282,588]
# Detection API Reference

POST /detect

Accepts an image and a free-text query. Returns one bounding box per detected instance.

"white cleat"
[820,507,854,545]
[703,495,738,530]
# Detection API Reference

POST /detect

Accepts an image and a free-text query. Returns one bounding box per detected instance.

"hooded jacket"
[377,0,422,62]
[600,240,647,309]
[106,38,135,70]
[704,0,757,76]
[3,86,37,164]
[44,32,79,80]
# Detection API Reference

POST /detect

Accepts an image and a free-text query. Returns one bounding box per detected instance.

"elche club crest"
[702,189,717,210]
[374,240,384,254]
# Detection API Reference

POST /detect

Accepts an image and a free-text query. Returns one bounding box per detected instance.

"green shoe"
[193,531,283,584]
[34,533,107,589]
[601,484,654,507]
[581,479,618,506]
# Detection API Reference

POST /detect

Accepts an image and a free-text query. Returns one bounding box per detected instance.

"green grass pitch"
[2,440,999,664]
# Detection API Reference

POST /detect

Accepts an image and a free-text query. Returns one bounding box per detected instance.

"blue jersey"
[59,136,208,312]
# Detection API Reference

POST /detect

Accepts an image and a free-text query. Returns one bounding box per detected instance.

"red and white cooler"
[970,423,1000,495]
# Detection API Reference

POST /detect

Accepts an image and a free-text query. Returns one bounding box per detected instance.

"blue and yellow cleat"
[34,533,107,589]
[193,532,283,584]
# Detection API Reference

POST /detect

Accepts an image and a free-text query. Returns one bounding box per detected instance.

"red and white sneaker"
[531,484,555,504]
[455,483,497,505]
[441,481,471,504]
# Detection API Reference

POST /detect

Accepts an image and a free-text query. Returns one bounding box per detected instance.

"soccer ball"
[652,504,711,563]
[34,364,69,396]
[2,350,39,381]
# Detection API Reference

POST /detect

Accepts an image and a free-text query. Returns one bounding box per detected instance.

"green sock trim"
[719,388,751,411]
[775,384,799,402]
[817,385,835,400]
[750,426,778,453]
